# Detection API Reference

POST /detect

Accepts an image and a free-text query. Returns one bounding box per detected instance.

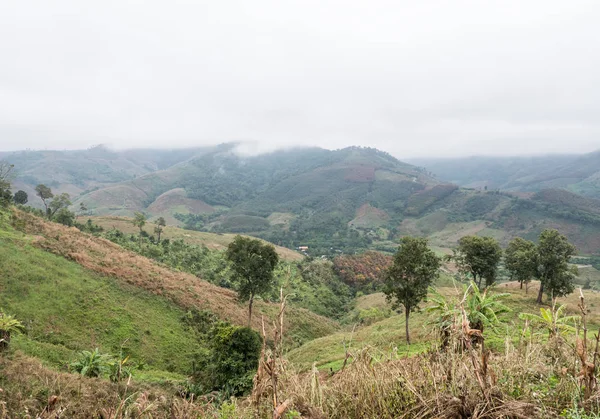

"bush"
[200,323,262,397]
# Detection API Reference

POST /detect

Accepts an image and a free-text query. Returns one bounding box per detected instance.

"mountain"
[4,144,215,201]
[409,150,600,197]
[4,144,600,256]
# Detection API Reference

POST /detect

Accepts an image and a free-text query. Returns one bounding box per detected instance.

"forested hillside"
[4,144,600,257]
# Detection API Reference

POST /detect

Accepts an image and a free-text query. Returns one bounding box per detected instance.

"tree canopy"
[504,237,537,292]
[454,235,502,288]
[384,236,440,344]
[535,229,577,303]
[13,190,28,205]
[226,235,279,326]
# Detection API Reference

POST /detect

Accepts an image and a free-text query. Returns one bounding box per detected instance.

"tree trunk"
[520,281,523,289]
[525,281,529,295]
[405,308,410,345]
[536,282,544,304]
[248,294,254,327]
[157,230,161,243]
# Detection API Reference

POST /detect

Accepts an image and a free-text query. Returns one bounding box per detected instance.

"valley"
[2,145,600,417]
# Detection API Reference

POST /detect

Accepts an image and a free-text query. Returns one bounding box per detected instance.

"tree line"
[383,230,577,344]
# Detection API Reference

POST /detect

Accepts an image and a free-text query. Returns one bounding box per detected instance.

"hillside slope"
[410,150,600,197]
[5,210,337,357]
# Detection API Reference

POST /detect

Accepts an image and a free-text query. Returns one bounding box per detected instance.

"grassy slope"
[10,210,334,342]
[288,280,600,371]
[80,215,304,262]
[0,223,197,376]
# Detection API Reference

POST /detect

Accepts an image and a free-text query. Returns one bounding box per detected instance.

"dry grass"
[12,210,334,339]
[0,353,224,418]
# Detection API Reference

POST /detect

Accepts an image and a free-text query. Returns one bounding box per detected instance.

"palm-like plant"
[70,348,112,377]
[464,282,510,335]
[0,311,25,352]
[425,287,459,348]
[519,300,579,340]
[426,282,510,348]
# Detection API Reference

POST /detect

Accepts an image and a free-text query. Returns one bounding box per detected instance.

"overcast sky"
[1,1,599,158]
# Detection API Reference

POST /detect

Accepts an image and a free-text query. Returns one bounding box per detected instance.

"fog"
[1,0,599,157]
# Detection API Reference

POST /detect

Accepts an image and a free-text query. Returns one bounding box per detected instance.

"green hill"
[409,149,600,198]
[5,144,600,256]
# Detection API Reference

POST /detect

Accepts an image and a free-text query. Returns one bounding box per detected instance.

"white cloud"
[1,0,599,157]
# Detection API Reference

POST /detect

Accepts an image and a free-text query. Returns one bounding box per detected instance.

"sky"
[1,0,599,158]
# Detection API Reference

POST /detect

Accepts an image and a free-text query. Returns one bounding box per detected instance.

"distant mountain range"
[408,150,600,198]
[3,144,600,255]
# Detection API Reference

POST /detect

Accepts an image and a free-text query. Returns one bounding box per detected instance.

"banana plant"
[519,299,579,340]
[0,310,25,352]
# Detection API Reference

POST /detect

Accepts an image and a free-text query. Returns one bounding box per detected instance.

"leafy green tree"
[35,184,54,215]
[154,216,166,243]
[226,235,279,326]
[535,229,577,304]
[48,193,72,218]
[384,236,441,344]
[54,207,75,226]
[519,300,579,340]
[13,190,28,205]
[204,323,262,396]
[70,348,112,377]
[453,236,502,288]
[132,212,147,247]
[504,237,537,292]
[0,162,14,207]
[0,310,25,352]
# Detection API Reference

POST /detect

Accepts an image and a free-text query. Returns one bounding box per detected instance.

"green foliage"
[53,208,75,226]
[463,282,510,335]
[48,193,71,218]
[464,193,502,217]
[453,235,502,288]
[226,235,279,324]
[384,237,441,343]
[154,216,166,242]
[198,323,262,397]
[35,184,54,214]
[0,162,14,208]
[535,229,578,302]
[0,310,25,351]
[404,184,458,216]
[13,190,28,205]
[0,229,201,373]
[70,348,112,377]
[519,302,579,340]
[504,237,537,288]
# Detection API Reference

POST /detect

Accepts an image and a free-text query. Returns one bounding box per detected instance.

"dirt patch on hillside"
[147,188,214,216]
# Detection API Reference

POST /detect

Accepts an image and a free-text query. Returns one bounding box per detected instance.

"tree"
[0,310,25,352]
[35,184,54,215]
[54,208,75,226]
[132,212,147,247]
[204,323,262,396]
[48,193,72,218]
[226,235,279,326]
[504,237,537,293]
[0,162,14,207]
[13,190,28,205]
[453,236,502,288]
[384,236,441,344]
[535,229,577,304]
[154,216,166,243]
